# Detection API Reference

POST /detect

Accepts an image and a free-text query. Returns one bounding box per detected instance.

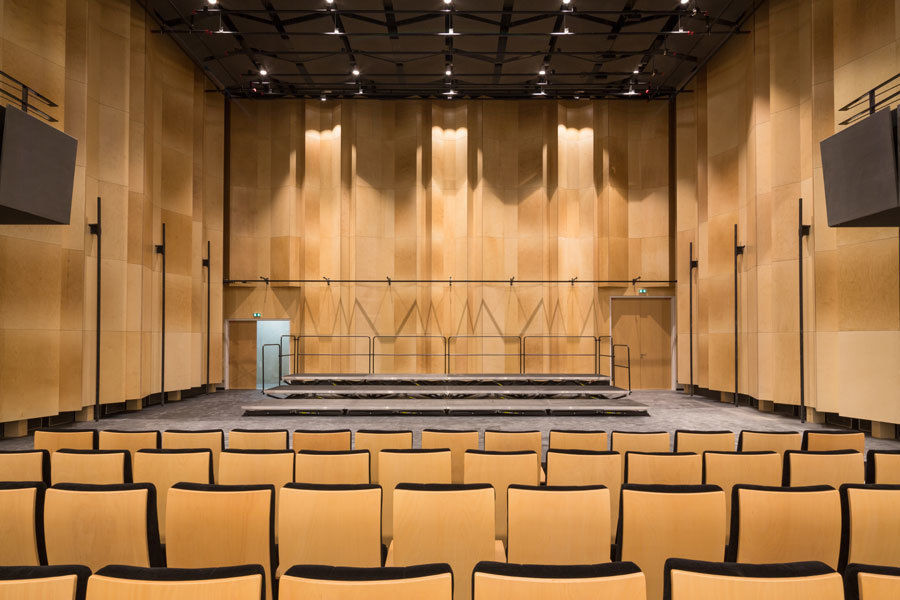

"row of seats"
[3,481,899,600]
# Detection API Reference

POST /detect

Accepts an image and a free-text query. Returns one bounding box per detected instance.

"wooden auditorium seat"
[729,484,841,568]
[506,484,611,564]
[391,484,502,600]
[473,561,646,600]
[843,564,900,600]
[702,451,782,541]
[279,564,453,600]
[483,430,544,481]
[617,484,727,600]
[548,429,608,452]
[463,450,540,543]
[839,484,900,569]
[0,565,91,600]
[0,482,46,566]
[866,449,900,484]
[545,449,622,541]
[783,449,865,488]
[132,448,213,543]
[673,430,735,454]
[354,430,413,484]
[612,432,671,477]
[34,429,97,454]
[421,429,479,483]
[218,450,294,542]
[0,449,50,484]
[379,449,452,543]
[663,558,842,600]
[165,483,275,600]
[737,430,802,456]
[44,483,163,571]
[293,429,351,452]
[161,430,225,482]
[86,564,266,600]
[802,429,866,453]
[294,450,370,485]
[50,449,131,485]
[277,483,382,574]
[624,452,702,485]
[97,430,160,465]
[228,429,289,450]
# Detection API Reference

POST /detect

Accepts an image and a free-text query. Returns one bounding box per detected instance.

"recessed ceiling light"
[539,68,546,75]
[207,0,217,5]
[445,65,452,76]
[259,68,267,76]
[444,0,452,4]
[352,66,360,76]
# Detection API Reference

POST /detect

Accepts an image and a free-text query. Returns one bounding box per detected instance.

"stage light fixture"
[259,68,267,76]
[445,65,452,76]
[352,65,360,76]
[207,0,217,5]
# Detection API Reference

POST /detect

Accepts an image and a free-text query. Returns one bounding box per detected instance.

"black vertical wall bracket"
[202,240,211,391]
[798,198,811,423]
[88,197,101,421]
[155,224,166,407]
[688,241,699,396]
[734,223,745,406]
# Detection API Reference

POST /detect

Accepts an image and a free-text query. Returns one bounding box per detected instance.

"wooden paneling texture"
[677,0,900,425]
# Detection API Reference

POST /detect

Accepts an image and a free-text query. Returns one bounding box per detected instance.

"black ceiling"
[143,0,758,100]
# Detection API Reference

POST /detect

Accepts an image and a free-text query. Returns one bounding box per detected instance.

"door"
[228,321,257,389]
[611,298,672,389]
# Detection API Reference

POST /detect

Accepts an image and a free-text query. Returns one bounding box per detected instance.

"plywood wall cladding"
[677,0,900,426]
[0,0,224,426]
[225,99,675,375]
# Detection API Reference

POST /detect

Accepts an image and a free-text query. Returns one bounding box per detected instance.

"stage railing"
[372,335,448,374]
[260,343,282,392]
[611,343,633,392]
[447,335,524,374]
[296,335,373,374]
[521,335,599,375]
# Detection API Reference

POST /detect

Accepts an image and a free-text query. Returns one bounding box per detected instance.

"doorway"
[610,297,674,390]
[226,319,291,390]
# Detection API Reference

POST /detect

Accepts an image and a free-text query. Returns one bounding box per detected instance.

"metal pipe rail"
[296,335,373,374]
[522,335,599,376]
[225,277,676,285]
[260,343,282,392]
[447,335,524,374]
[372,335,448,374]
[611,344,633,392]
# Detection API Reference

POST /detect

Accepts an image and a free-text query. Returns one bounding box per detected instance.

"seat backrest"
[625,452,702,485]
[354,430,413,483]
[228,429,289,450]
[545,450,622,542]
[839,484,900,570]
[44,483,162,572]
[702,451,781,541]
[393,484,495,600]
[34,429,97,454]
[277,484,382,574]
[548,430,608,452]
[483,431,542,479]
[618,484,726,600]
[280,564,453,600]
[294,450,370,484]
[97,430,161,465]
[165,483,275,600]
[51,449,130,485]
[663,558,842,600]
[379,449,452,543]
[506,485,611,565]
[611,432,670,477]
[0,449,50,484]
[0,482,46,566]
[737,430,801,455]
[218,450,294,543]
[161,430,225,482]
[293,429,351,452]
[802,430,865,453]
[674,430,734,454]
[731,484,841,568]
[463,450,539,542]
[783,450,865,488]
[87,565,265,600]
[866,450,900,484]
[473,561,646,600]
[0,565,91,600]
[133,449,213,544]
[844,564,900,600]
[421,429,479,483]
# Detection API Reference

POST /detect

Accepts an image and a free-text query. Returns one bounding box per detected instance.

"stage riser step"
[265,386,628,401]
[281,374,612,387]
[242,408,649,417]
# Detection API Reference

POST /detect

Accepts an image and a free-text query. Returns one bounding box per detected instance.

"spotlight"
[207,0,217,5]
[443,89,457,96]
[443,0,452,4]
[326,0,334,4]
[356,86,364,95]
[320,94,327,101]
[680,0,689,4]
[539,68,546,76]
[445,65,452,76]
[259,67,267,76]
[352,65,360,76]
[562,0,571,4]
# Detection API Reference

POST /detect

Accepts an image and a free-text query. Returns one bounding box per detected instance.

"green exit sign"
[252,312,262,318]
[638,288,648,295]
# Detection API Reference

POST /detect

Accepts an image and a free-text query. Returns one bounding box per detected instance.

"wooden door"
[611,298,672,389]
[228,321,257,389]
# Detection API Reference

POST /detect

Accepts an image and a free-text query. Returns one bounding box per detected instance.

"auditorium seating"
[839,484,900,569]
[379,449,452,543]
[548,429,608,452]
[473,561,646,600]
[421,429,479,483]
[165,483,275,600]
[161,430,225,482]
[737,430,802,455]
[506,484,610,564]
[86,564,266,600]
[663,558,843,600]
[0,565,90,600]
[611,431,671,454]
[545,449,622,540]
[673,430,735,454]
[34,430,97,454]
[866,450,900,484]
[294,449,370,484]
[277,483,382,573]
[293,429,351,452]
[0,482,46,566]
[218,450,295,542]
[279,564,453,600]
[43,483,162,571]
[702,451,782,540]
[729,484,841,568]
[783,450,865,488]
[228,429,289,450]
[624,452,702,485]
[464,450,540,543]
[50,449,131,485]
[803,430,866,453]
[97,430,160,465]
[0,449,49,484]
[617,484,726,600]
[843,563,900,600]
[354,430,413,483]
[484,430,544,481]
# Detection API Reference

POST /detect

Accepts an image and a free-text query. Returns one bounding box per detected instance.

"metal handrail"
[838,72,900,126]
[260,343,282,392]
[597,336,613,377]
[611,343,632,392]
[296,335,373,374]
[447,335,523,374]
[522,335,598,376]
[372,335,448,374]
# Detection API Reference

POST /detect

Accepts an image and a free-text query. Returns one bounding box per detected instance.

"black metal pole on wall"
[689,241,699,395]
[798,198,811,423]
[203,240,211,390]
[88,197,101,420]
[734,223,745,406]
[155,224,166,406]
